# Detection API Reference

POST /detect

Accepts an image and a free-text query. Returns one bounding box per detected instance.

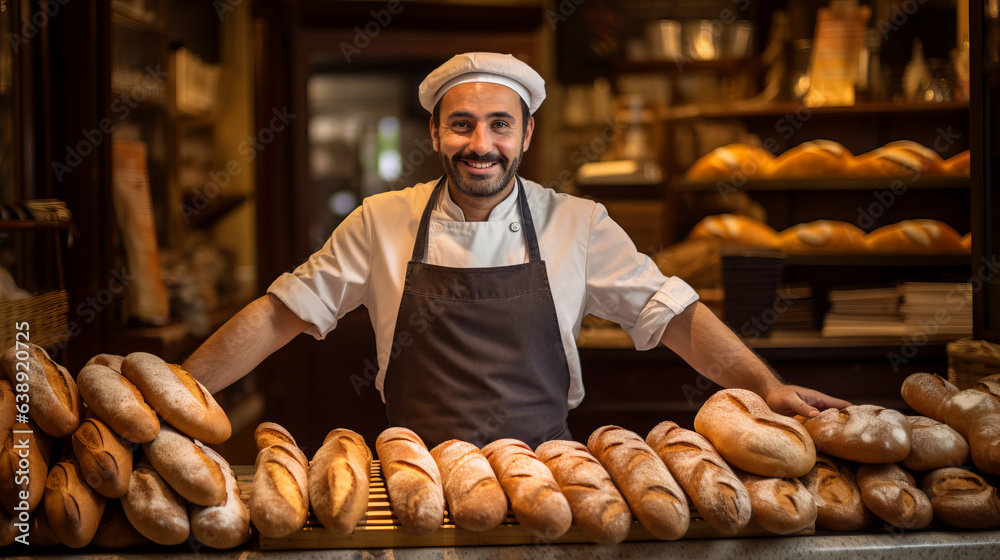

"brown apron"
[383,176,571,449]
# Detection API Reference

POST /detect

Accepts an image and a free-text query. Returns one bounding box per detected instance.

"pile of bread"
[252,379,1000,545]
[688,214,971,254]
[0,343,247,549]
[685,141,970,181]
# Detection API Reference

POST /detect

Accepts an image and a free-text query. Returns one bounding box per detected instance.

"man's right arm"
[182,293,309,394]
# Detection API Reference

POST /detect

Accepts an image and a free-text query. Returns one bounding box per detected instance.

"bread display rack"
[235,462,811,550]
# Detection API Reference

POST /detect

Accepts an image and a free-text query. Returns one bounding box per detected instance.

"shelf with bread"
[664,99,970,124]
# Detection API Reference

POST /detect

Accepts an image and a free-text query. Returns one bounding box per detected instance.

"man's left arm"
[660,301,852,417]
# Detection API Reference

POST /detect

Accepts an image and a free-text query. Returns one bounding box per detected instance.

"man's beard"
[441,149,523,199]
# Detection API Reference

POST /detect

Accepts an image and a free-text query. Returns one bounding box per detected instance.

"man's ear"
[522,116,535,152]
[429,117,440,152]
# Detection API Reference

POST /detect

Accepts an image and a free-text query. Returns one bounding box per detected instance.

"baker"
[183,52,850,449]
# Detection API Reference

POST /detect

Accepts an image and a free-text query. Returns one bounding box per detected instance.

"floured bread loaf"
[902,416,970,472]
[901,372,959,423]
[308,428,372,535]
[735,469,816,535]
[687,214,781,249]
[482,438,572,540]
[867,219,965,253]
[800,454,873,531]
[685,143,774,181]
[779,220,867,253]
[430,439,507,533]
[376,427,445,536]
[798,405,911,463]
[857,463,932,529]
[765,140,852,178]
[921,467,1000,528]
[250,423,310,538]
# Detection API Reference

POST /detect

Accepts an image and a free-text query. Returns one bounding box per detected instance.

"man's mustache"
[453,152,508,166]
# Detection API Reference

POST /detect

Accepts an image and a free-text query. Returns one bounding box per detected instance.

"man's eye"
[493,121,509,128]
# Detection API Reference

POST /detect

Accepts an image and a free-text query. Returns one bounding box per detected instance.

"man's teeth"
[465,161,495,169]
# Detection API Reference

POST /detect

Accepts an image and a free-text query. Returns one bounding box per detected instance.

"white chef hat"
[418,52,546,115]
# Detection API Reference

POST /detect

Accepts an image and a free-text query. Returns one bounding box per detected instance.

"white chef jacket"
[268,177,699,408]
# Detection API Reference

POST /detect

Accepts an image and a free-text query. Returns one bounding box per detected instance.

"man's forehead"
[438,82,524,117]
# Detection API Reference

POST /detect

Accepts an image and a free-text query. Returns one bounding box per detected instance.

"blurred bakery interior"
[1,0,998,467]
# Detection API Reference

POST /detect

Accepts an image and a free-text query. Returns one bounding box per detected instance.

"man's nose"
[468,123,491,155]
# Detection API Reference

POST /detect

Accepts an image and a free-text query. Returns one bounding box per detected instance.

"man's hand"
[764,384,853,418]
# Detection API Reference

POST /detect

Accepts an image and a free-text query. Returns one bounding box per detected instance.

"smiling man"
[183,52,849,449]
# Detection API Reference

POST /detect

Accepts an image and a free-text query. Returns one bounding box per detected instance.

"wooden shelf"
[677,176,970,193]
[664,100,970,123]
[0,219,76,231]
[783,253,970,267]
[613,58,755,75]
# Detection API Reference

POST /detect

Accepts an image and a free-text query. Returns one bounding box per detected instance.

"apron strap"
[411,176,542,263]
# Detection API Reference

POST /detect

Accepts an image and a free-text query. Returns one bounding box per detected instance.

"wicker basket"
[0,289,70,351]
[946,338,1000,389]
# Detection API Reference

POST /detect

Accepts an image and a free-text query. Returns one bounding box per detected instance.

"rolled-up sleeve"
[267,207,371,340]
[584,203,699,350]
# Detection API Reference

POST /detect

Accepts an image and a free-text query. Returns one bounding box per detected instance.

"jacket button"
[509,222,521,232]
[431,222,444,232]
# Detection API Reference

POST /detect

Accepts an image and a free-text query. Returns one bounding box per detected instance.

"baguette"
[142,423,226,506]
[735,469,816,535]
[189,445,251,549]
[44,455,107,548]
[901,372,958,423]
[856,462,932,529]
[1,420,51,514]
[77,363,159,444]
[120,458,190,545]
[798,405,911,463]
[902,416,971,472]
[84,353,125,373]
[120,352,230,444]
[481,438,572,540]
[429,439,507,532]
[536,440,632,544]
[308,428,372,534]
[0,380,14,435]
[694,389,816,477]
[799,453,872,531]
[1,343,81,438]
[587,425,689,541]
[375,427,445,536]
[90,499,153,548]
[71,416,133,498]
[921,467,1000,528]
[645,421,751,534]
[250,422,310,538]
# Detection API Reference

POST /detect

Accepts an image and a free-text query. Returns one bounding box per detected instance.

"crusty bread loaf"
[778,220,868,254]
[430,439,507,533]
[1,343,81,438]
[0,380,14,435]
[921,467,1000,528]
[857,462,933,529]
[850,148,924,177]
[735,469,816,535]
[120,458,190,545]
[1,420,50,514]
[942,150,970,176]
[694,389,816,478]
[28,499,61,546]
[90,499,153,548]
[44,456,107,548]
[84,353,124,373]
[798,405,912,463]
[374,427,446,536]
[189,445,251,549]
[645,421,751,535]
[902,416,971,472]
[142,423,226,506]
[587,425,689,541]
[901,372,959,423]
[880,140,946,174]
[969,419,1000,475]
[77,364,159,444]
[308,428,372,535]
[799,453,872,531]
[536,439,632,544]
[71,416,133,498]
[765,140,852,178]
[482,438,572,540]
[250,422,310,538]
[685,143,774,182]
[687,213,781,249]
[867,219,965,253]
[120,352,230,444]
[942,382,1000,439]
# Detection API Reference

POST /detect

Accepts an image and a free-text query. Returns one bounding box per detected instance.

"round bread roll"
[849,147,924,177]
[857,462,933,529]
[735,469,817,535]
[536,440,632,544]
[942,150,970,176]
[142,424,227,506]
[77,364,159,444]
[90,499,154,548]
[1,343,81,438]
[901,372,959,423]
[800,454,873,532]
[376,427,446,536]
[902,416,971,472]
[969,419,1000,475]
[189,445,251,549]
[430,439,507,533]
[687,213,781,249]
[71,416,133,498]
[881,140,946,174]
[694,389,816,478]
[921,467,1000,528]
[308,428,372,535]
[121,459,190,545]
[0,380,15,435]
[44,456,107,548]
[779,220,868,254]
[765,139,853,178]
[798,405,912,463]
[1,420,51,514]
[120,352,231,444]
[867,219,965,253]
[84,354,124,373]
[942,382,1000,439]
[685,143,774,182]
